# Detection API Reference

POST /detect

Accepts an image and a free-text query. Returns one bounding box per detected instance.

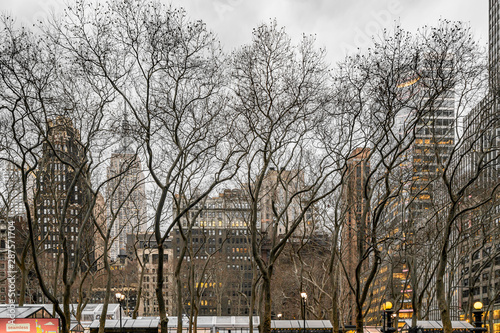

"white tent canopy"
[401,320,474,330]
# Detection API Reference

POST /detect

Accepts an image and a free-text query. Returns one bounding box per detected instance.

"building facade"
[458,1,500,332]
[0,161,26,217]
[106,115,147,261]
[491,0,500,91]
[341,148,371,326]
[35,116,93,266]
[135,232,174,317]
[260,168,311,237]
[173,189,254,316]
[363,55,457,325]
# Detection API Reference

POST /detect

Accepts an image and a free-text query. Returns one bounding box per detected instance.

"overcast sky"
[0,0,489,66]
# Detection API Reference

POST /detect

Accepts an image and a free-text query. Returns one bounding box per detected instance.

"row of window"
[464,270,500,286]
[143,253,168,264]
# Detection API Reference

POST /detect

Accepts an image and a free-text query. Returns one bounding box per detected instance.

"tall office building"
[173,189,253,316]
[491,0,500,90]
[363,61,457,325]
[134,232,174,316]
[341,148,370,326]
[407,63,457,321]
[107,114,147,261]
[35,116,93,263]
[260,168,312,237]
[458,1,500,329]
[0,161,26,217]
[457,1,500,191]
[484,0,500,180]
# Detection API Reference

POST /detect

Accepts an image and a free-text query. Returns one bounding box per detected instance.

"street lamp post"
[382,309,386,333]
[383,301,394,333]
[116,292,125,333]
[301,292,307,333]
[472,301,486,333]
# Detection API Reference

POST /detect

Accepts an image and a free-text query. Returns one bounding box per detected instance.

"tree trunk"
[98,243,112,333]
[156,243,169,333]
[193,306,198,333]
[260,276,272,333]
[248,271,258,333]
[132,264,146,319]
[331,263,340,333]
[176,269,184,333]
[436,214,454,333]
[63,285,71,333]
[410,255,419,328]
[436,262,452,333]
[355,306,364,333]
[189,257,196,333]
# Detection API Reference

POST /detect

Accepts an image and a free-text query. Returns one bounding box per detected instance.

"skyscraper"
[0,161,26,217]
[401,66,457,321]
[455,2,500,191]
[35,116,93,263]
[260,168,311,237]
[341,147,370,326]
[107,114,147,261]
[173,188,253,316]
[458,0,500,327]
[363,59,457,325]
[491,0,500,90]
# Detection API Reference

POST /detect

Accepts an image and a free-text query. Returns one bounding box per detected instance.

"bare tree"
[331,25,448,333]
[231,20,336,333]
[325,21,491,333]
[0,12,121,332]
[49,2,244,332]
[410,22,491,333]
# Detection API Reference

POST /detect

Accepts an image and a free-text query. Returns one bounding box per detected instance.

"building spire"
[118,98,133,154]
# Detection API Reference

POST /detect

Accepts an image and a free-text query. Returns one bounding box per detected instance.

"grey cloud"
[0,0,488,64]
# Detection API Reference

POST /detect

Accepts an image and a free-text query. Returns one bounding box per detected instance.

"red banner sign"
[0,319,59,333]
